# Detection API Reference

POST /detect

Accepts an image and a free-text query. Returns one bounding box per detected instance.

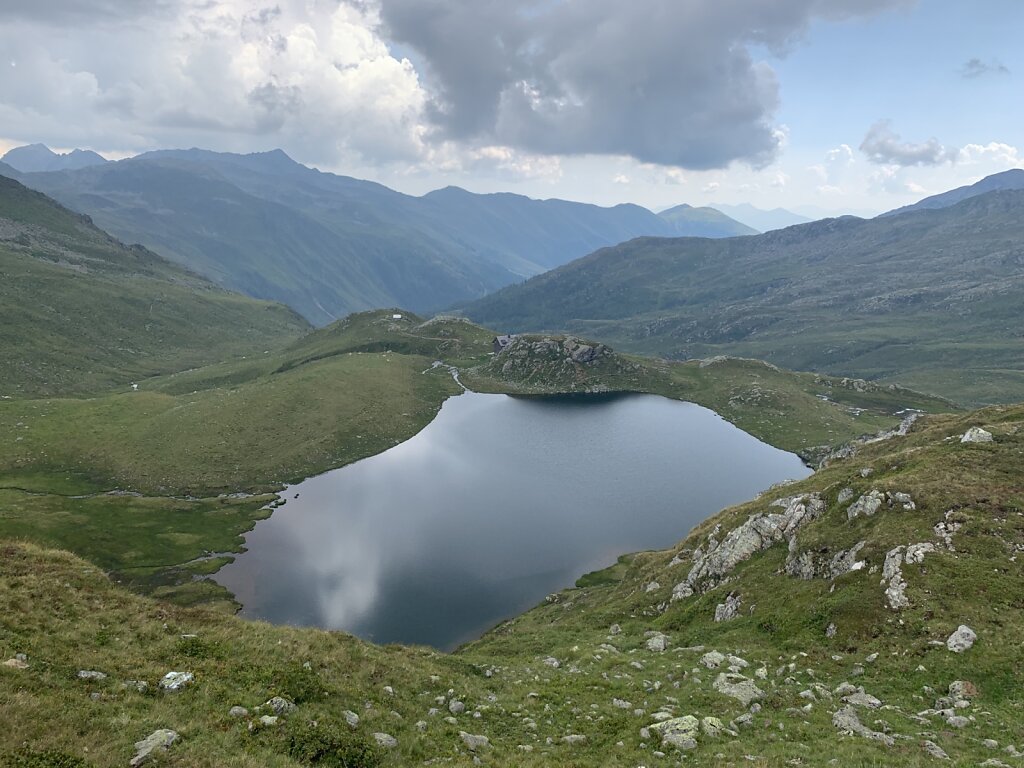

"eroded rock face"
[786,541,866,581]
[684,494,825,595]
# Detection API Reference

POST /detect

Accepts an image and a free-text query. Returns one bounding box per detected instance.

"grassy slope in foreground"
[0,174,309,398]
[1,404,1021,767]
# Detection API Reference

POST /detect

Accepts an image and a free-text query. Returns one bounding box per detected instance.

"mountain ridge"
[462,187,1024,405]
[882,168,1024,217]
[2,142,108,173]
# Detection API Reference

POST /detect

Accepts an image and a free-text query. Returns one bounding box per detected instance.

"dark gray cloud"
[379,0,914,169]
[961,58,1010,79]
[859,120,956,167]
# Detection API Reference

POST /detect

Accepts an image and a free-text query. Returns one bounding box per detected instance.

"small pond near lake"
[214,392,811,650]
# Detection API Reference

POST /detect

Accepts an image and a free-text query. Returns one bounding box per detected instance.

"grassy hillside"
[463,189,1024,405]
[0,175,308,398]
[658,203,759,237]
[2,403,1021,766]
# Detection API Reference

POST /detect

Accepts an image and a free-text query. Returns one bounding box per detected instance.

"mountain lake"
[215,391,812,650]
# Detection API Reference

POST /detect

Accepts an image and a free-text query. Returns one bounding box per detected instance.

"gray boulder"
[265,696,296,716]
[713,673,764,706]
[373,733,398,748]
[649,715,699,750]
[459,731,490,751]
[946,625,977,653]
[130,729,179,767]
[646,633,668,653]
[847,490,885,520]
[922,740,950,759]
[159,671,194,692]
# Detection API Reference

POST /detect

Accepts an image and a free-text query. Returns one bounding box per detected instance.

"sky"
[0,0,1021,215]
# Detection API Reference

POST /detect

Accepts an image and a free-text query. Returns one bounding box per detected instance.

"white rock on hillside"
[946,625,977,653]
[714,593,742,622]
[961,427,993,443]
[159,671,193,692]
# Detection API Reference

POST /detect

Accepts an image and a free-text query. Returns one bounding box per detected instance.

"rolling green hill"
[0,174,309,398]
[658,203,759,237]
[463,188,1024,405]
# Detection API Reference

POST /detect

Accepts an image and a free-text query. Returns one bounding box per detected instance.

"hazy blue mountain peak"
[2,143,108,173]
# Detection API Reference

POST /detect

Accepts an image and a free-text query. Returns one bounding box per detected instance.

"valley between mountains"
[1,160,1023,768]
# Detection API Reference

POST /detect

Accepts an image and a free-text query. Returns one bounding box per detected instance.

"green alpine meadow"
[2,3,1023,766]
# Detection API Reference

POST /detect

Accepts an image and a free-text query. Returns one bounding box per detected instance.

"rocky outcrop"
[714,593,742,622]
[832,706,894,746]
[680,494,825,596]
[786,541,866,581]
[961,427,993,443]
[847,490,915,520]
[881,543,936,610]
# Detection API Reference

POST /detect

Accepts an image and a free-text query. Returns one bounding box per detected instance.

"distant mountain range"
[707,203,811,232]
[881,168,1024,217]
[0,145,750,325]
[1,143,108,173]
[463,182,1024,405]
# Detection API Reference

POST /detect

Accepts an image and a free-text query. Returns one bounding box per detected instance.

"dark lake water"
[215,392,810,650]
